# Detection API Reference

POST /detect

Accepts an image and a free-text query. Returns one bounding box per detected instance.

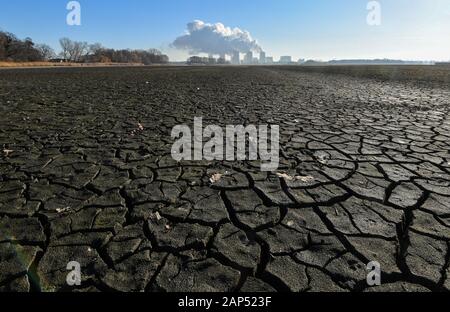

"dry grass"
[0,61,145,68]
[0,61,78,67]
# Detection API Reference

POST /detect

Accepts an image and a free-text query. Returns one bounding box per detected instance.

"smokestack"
[244,51,253,64]
[260,51,266,64]
[231,51,240,64]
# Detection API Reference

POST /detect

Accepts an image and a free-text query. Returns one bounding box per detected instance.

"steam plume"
[172,20,262,56]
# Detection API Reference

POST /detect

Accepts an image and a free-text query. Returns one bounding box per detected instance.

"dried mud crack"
[0,65,450,292]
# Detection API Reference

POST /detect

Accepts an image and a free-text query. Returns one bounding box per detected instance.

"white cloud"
[172,20,262,56]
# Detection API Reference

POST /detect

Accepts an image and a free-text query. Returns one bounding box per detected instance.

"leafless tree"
[59,38,90,62]
[88,43,103,55]
[36,44,55,60]
[71,41,89,62]
[59,37,73,60]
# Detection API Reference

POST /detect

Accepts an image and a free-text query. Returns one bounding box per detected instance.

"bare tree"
[72,41,89,62]
[88,43,103,55]
[36,44,55,60]
[59,37,73,60]
[59,38,89,62]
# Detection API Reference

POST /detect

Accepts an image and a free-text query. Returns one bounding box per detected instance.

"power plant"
[243,51,253,64]
[186,50,295,65]
[260,51,266,64]
[231,51,240,64]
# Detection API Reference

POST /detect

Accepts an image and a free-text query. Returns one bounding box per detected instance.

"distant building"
[435,62,450,66]
[187,56,217,65]
[231,51,240,64]
[217,57,229,65]
[279,56,292,64]
[49,58,69,63]
[187,56,202,64]
[206,57,216,65]
[265,57,274,64]
[297,58,305,64]
[253,57,259,64]
[259,51,266,64]
[244,51,253,64]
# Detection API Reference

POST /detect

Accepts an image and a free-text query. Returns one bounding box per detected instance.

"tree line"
[0,30,169,64]
[187,56,229,65]
[59,38,169,64]
[0,31,54,61]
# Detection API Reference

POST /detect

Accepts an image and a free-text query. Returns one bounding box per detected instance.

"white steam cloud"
[172,20,262,56]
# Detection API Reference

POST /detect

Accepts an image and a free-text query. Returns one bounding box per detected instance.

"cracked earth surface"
[0,66,449,292]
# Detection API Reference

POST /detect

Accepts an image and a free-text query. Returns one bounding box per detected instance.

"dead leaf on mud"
[276,172,293,180]
[209,173,223,184]
[296,175,315,183]
[130,122,145,136]
[276,172,315,183]
[150,211,162,221]
[314,152,330,164]
[3,149,14,157]
[56,207,71,214]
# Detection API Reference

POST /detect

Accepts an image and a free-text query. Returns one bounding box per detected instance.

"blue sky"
[0,0,449,61]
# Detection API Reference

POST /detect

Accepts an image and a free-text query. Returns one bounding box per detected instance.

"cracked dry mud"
[0,66,450,292]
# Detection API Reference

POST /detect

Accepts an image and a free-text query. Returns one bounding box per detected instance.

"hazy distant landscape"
[1,29,444,68]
